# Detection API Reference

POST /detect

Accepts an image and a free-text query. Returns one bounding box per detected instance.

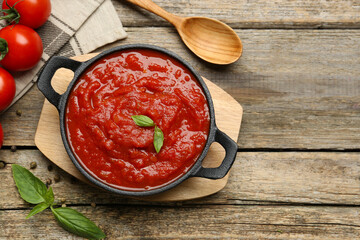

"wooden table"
[1,0,360,239]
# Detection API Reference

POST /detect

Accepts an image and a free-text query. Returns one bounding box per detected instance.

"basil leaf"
[132,115,155,127]
[154,126,164,153]
[26,202,49,219]
[51,207,106,240]
[12,164,47,204]
[44,187,54,205]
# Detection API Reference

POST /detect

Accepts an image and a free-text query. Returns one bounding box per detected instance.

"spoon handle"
[126,0,183,27]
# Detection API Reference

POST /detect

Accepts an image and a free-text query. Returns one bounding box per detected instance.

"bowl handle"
[37,56,82,110]
[191,128,238,179]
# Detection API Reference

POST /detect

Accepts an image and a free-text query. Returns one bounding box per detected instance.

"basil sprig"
[132,115,164,153]
[12,164,105,240]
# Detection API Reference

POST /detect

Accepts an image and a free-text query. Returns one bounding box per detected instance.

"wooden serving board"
[34,53,243,202]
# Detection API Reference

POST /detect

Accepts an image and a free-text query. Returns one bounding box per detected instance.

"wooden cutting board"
[34,53,243,202]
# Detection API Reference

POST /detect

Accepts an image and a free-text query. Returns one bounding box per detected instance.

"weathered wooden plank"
[0,85,43,146]
[1,28,359,149]
[2,150,360,208]
[1,205,360,239]
[114,0,360,29]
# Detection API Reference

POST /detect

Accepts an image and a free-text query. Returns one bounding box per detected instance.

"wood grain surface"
[1,150,360,208]
[1,29,360,149]
[116,0,360,29]
[1,0,360,239]
[2,205,360,239]
[2,150,360,238]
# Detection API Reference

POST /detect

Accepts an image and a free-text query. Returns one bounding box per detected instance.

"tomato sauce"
[65,49,210,191]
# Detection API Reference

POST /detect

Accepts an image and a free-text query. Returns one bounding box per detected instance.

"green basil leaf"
[154,126,164,153]
[51,207,106,240]
[26,202,49,219]
[44,186,54,205]
[12,164,47,204]
[132,115,155,127]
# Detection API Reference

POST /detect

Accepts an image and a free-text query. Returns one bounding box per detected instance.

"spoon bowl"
[178,17,242,64]
[126,0,242,64]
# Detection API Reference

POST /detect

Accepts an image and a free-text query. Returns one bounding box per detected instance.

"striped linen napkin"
[0,0,127,112]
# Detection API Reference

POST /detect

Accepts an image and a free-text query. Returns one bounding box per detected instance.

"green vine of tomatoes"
[1,0,51,29]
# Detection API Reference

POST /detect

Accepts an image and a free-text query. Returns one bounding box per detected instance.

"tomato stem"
[0,0,22,25]
[0,38,9,61]
[0,12,19,21]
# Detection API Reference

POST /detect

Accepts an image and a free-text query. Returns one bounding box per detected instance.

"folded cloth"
[0,0,127,112]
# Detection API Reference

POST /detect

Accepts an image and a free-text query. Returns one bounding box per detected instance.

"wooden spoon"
[126,0,242,65]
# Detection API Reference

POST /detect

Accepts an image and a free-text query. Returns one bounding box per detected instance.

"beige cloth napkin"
[0,0,127,112]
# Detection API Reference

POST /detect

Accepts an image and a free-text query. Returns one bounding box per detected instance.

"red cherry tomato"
[0,123,3,148]
[1,0,51,29]
[0,67,16,111]
[0,25,43,72]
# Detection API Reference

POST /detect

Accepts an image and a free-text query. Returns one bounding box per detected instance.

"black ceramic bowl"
[37,44,238,197]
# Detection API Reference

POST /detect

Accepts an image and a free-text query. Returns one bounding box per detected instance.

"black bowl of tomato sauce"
[37,44,238,197]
